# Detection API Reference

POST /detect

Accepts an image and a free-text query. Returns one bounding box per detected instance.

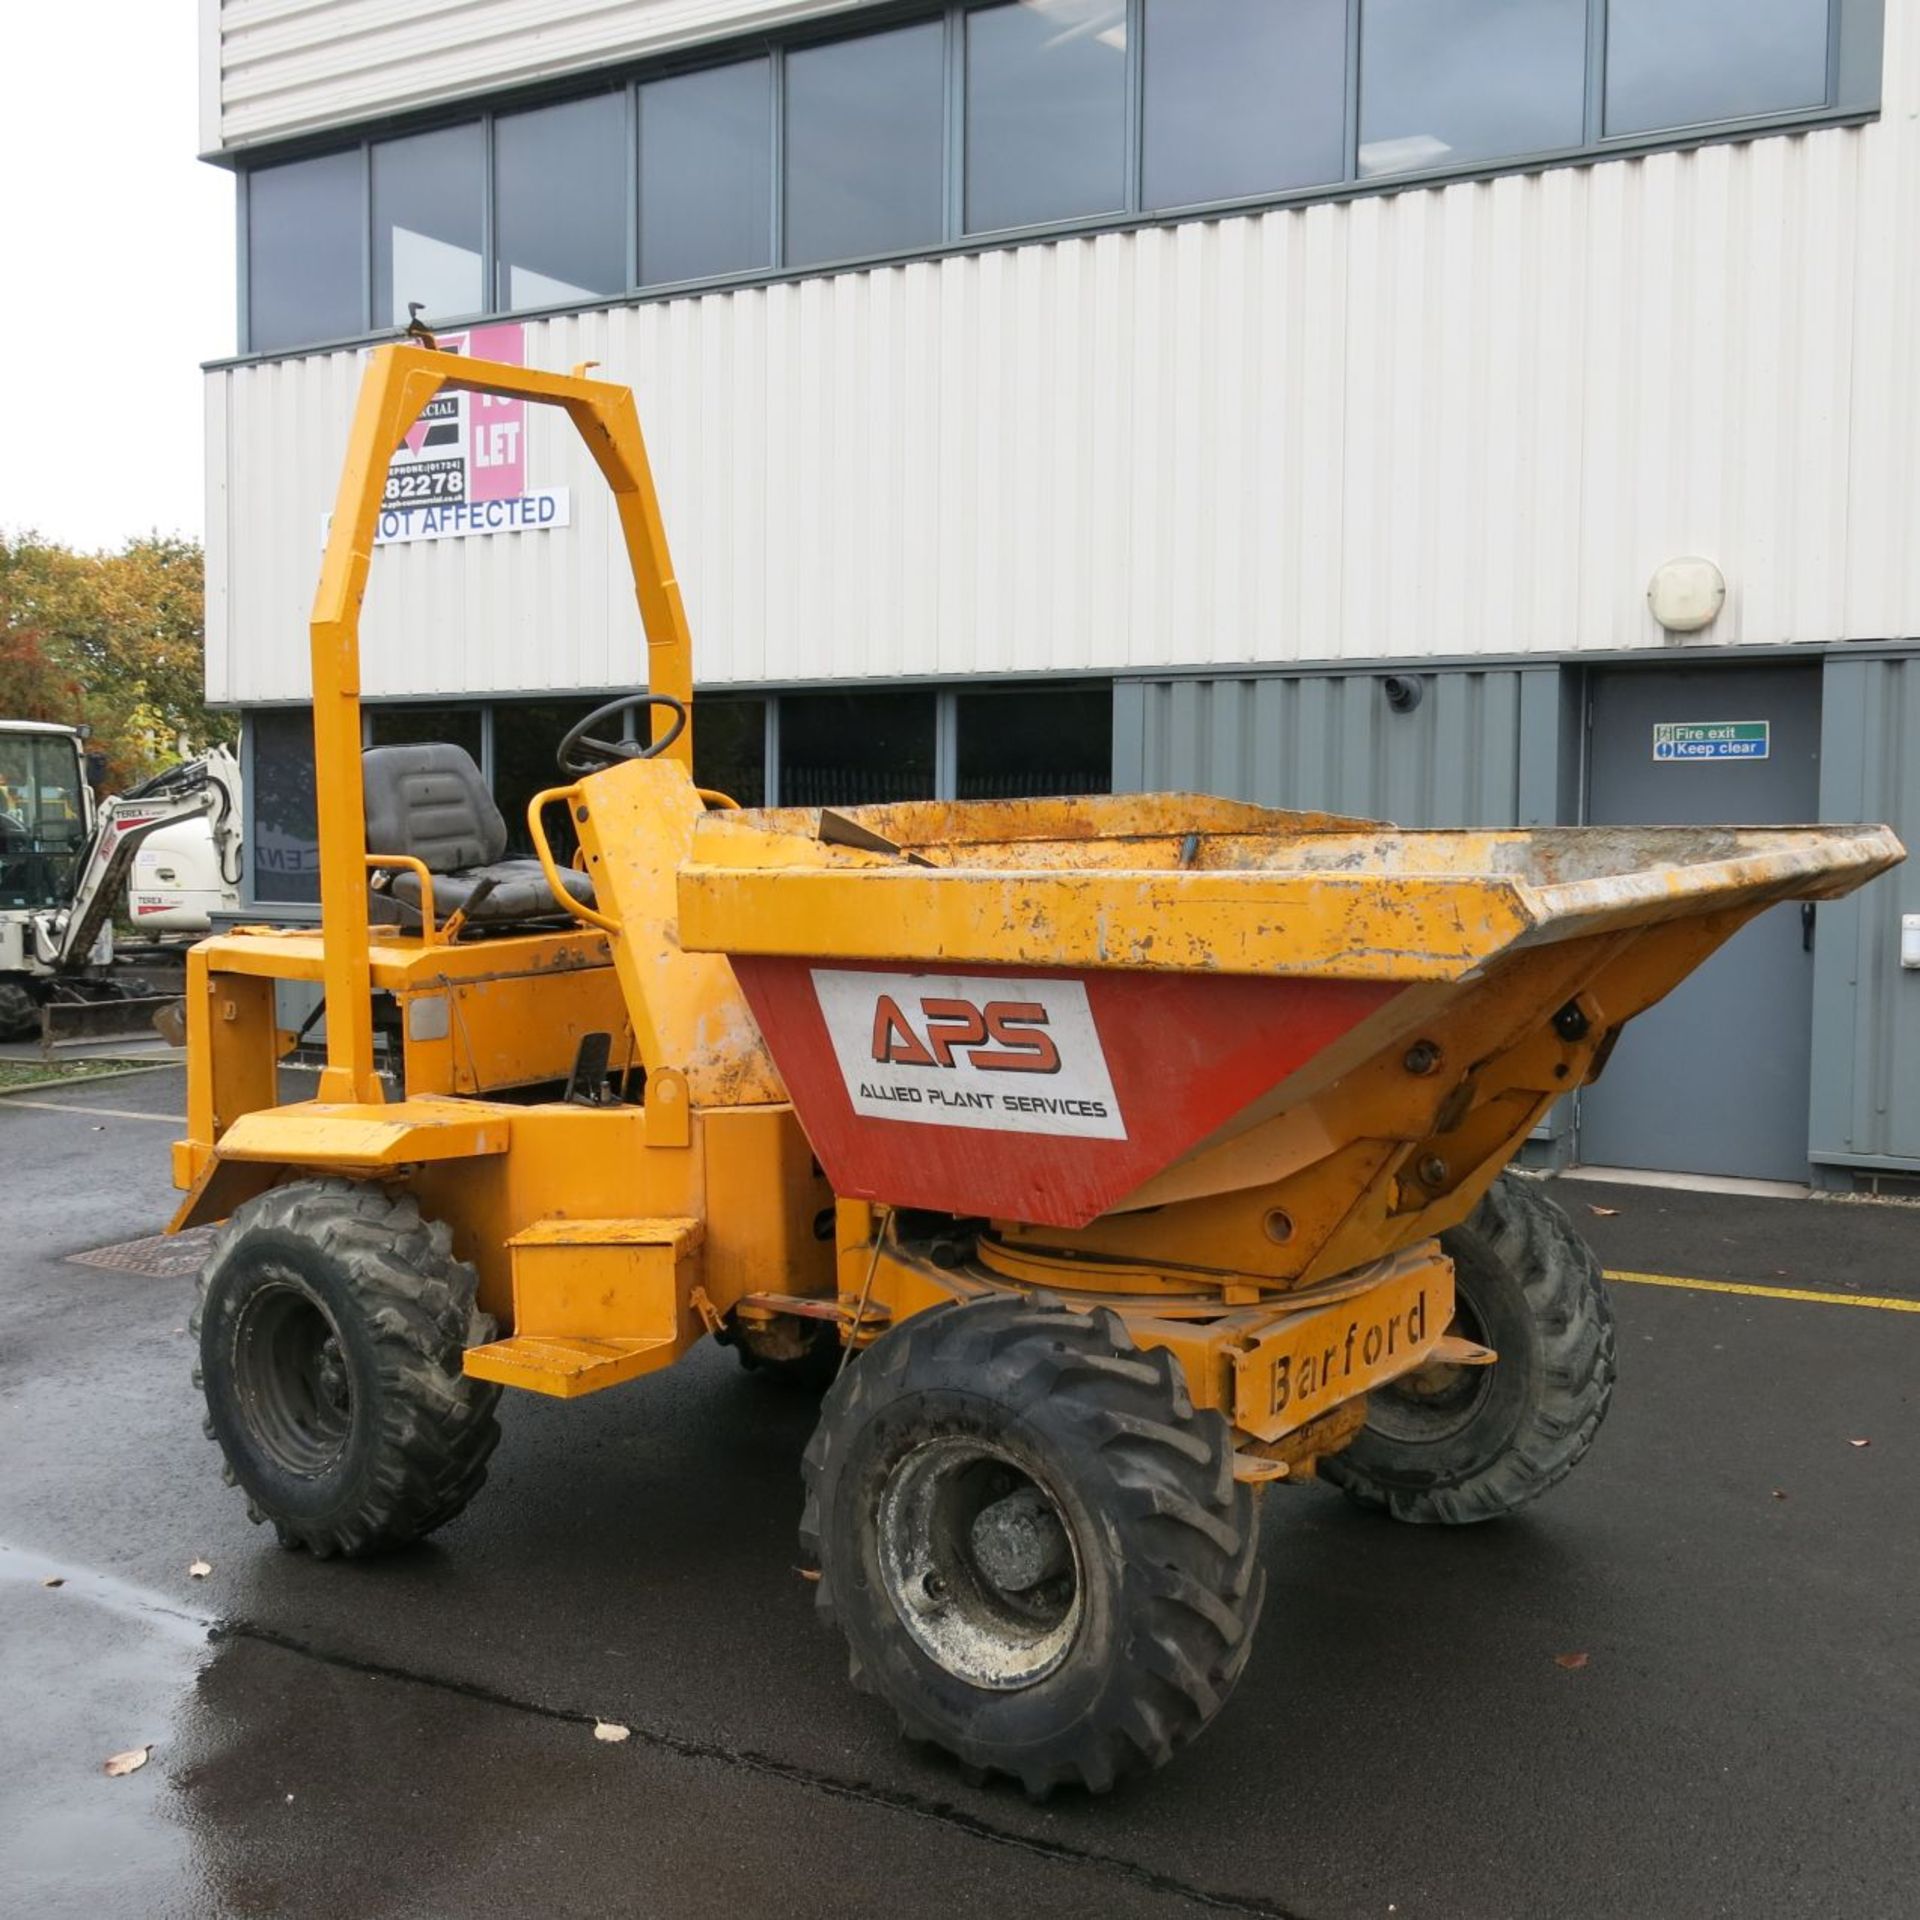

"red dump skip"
[730,958,1400,1228]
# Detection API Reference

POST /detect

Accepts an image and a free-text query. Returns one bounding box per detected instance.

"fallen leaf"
[1848,1438,1871,1449]
[795,1566,822,1583]
[592,1721,631,1744]
[41,1577,64,1589]
[1587,1205,1620,1218]
[103,1746,151,1777]
[1554,1652,1590,1671]
[188,1560,212,1579]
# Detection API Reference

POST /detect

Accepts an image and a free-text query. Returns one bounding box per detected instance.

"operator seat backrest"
[362,743,506,873]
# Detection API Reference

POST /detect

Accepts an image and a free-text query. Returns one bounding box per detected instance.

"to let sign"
[1653,720,1770,762]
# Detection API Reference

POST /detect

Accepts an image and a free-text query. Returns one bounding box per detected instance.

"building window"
[956,685,1112,798]
[247,152,364,352]
[1605,0,1833,137]
[366,705,485,762]
[965,1,1129,234]
[496,93,629,309]
[639,60,774,287]
[693,697,768,806]
[491,699,601,861]
[248,710,321,905]
[1142,0,1347,210]
[372,123,484,329]
[238,0,1874,354]
[784,23,947,268]
[1359,0,1589,178]
[778,690,937,805]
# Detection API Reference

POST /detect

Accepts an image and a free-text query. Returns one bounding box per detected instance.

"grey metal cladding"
[1809,653,1920,1168]
[1111,666,1565,829]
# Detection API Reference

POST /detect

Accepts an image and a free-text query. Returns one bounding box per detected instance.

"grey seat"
[362,742,596,931]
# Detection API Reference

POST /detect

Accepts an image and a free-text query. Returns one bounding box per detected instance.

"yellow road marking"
[1608,1269,1920,1314]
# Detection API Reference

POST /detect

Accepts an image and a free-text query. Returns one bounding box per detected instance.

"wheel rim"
[1364,1288,1495,1446]
[876,1436,1083,1690]
[232,1270,355,1476]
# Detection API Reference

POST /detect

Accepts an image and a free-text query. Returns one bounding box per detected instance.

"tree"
[0,531,231,786]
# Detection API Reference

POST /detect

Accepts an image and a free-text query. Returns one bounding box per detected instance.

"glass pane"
[785,24,946,267]
[248,709,321,905]
[1143,0,1348,208]
[692,697,768,806]
[1606,0,1830,137]
[491,699,601,862]
[777,691,937,806]
[956,685,1112,798]
[366,705,485,763]
[966,1,1128,233]
[248,151,364,352]
[496,93,628,309]
[640,60,774,286]
[372,123,484,328]
[1359,0,1587,178]
[0,732,87,910]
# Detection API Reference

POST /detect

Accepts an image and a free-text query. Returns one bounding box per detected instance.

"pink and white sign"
[370,321,570,545]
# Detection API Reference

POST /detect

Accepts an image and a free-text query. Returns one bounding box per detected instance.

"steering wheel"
[556,693,688,775]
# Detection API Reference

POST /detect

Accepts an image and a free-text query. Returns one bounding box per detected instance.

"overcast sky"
[0,4,234,552]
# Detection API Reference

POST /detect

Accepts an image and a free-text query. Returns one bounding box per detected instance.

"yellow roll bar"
[307,344,695,1105]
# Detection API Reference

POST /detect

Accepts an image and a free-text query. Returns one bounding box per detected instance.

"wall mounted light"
[1648,556,1726,635]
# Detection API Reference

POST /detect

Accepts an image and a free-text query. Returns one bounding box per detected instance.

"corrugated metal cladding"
[207,0,865,151]
[1113,670,1566,830]
[1812,656,1920,1170]
[208,6,1920,706]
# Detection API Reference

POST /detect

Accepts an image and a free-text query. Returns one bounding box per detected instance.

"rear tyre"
[191,1179,502,1557]
[800,1294,1264,1795]
[0,978,39,1042]
[1322,1172,1615,1524]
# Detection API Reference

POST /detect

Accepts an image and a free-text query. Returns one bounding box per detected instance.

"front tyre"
[800,1295,1264,1795]
[1322,1172,1615,1524]
[192,1180,502,1557]
[0,978,39,1042]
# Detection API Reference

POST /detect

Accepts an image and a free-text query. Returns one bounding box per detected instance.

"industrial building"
[200,0,1918,1187]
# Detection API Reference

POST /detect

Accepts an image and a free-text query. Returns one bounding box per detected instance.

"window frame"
[238,679,1116,915]
[230,0,1883,358]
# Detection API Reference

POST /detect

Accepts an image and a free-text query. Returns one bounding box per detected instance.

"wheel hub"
[232,1270,356,1476]
[877,1437,1082,1690]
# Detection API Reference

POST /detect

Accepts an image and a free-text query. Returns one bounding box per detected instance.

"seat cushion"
[374,859,595,929]
[363,743,507,872]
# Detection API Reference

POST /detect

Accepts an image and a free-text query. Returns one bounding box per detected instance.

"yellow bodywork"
[172,343,1903,1473]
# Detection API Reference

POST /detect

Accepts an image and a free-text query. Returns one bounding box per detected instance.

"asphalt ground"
[1,1066,1914,1919]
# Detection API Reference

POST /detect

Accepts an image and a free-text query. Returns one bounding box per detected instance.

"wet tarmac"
[2,1066,1915,1919]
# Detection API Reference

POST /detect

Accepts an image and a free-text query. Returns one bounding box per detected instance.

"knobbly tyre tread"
[190,1178,502,1557]
[1322,1171,1616,1525]
[0,979,40,1043]
[799,1293,1265,1796]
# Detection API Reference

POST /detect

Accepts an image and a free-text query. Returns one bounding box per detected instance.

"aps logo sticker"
[811,970,1127,1140]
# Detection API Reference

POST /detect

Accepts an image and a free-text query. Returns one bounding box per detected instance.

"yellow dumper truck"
[177,345,1901,1793]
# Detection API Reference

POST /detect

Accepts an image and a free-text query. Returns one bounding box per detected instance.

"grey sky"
[0,3,233,551]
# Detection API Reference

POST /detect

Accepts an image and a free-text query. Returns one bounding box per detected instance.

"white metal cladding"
[207,4,1920,705]
[207,0,867,152]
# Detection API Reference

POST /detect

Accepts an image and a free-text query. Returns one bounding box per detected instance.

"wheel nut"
[1418,1155,1448,1187]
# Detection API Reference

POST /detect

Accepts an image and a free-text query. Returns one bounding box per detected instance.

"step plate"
[464,1333,676,1398]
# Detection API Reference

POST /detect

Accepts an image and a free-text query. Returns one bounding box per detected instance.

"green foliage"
[0,532,233,786]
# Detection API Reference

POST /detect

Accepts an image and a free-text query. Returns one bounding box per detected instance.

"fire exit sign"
[1652,720,1770,762]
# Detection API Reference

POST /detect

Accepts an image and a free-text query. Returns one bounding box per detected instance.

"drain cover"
[69,1226,215,1280]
